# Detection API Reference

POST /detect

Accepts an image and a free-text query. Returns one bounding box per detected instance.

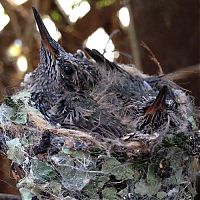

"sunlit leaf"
[96,0,116,9]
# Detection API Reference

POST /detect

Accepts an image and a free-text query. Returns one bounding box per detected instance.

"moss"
[162,132,190,151]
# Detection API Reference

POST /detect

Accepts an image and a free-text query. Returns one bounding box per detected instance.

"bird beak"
[145,86,168,115]
[32,7,59,57]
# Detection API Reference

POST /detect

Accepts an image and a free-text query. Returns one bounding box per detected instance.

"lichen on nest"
[0,91,199,200]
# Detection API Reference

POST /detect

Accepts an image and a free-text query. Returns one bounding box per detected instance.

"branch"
[164,64,200,81]
[127,3,142,71]
[141,41,164,75]
[103,29,120,55]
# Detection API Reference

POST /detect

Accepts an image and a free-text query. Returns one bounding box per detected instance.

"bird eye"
[64,66,74,75]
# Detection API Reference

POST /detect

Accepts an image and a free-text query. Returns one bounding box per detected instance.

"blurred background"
[0,0,199,196]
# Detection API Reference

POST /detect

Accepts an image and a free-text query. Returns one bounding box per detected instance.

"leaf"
[101,157,121,173]
[175,168,183,184]
[19,188,35,200]
[31,160,57,183]
[134,179,149,196]
[147,164,159,185]
[134,179,161,196]
[114,163,134,180]
[82,181,99,199]
[51,152,96,191]
[102,187,117,200]
[17,177,34,188]
[101,157,134,180]
[0,91,32,124]
[167,148,184,184]
[96,175,110,188]
[117,186,128,199]
[83,175,109,199]
[61,170,92,191]
[49,181,62,196]
[50,10,62,21]
[6,138,25,164]
[83,174,110,199]
[146,165,162,195]
[157,191,167,199]
[96,0,116,9]
[188,116,198,130]
[135,164,162,196]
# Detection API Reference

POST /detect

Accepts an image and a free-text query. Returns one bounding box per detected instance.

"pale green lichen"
[0,96,27,124]
[31,160,57,183]
[6,138,25,164]
[19,188,35,200]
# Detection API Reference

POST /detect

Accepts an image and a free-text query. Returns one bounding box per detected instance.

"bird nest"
[0,91,199,200]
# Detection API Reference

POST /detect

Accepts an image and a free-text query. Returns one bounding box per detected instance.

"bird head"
[32,7,98,92]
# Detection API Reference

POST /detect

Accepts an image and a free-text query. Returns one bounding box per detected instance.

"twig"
[1,0,21,39]
[116,51,133,60]
[165,64,200,81]
[127,3,142,71]
[141,41,164,75]
[103,29,120,55]
[0,193,21,200]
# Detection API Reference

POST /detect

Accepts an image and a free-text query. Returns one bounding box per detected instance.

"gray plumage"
[22,8,195,139]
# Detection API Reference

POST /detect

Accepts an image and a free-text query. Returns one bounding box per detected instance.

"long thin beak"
[145,86,168,115]
[32,7,59,56]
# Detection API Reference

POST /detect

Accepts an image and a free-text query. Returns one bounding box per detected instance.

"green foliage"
[70,0,116,9]
[50,10,62,21]
[163,132,189,149]
[95,0,116,9]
